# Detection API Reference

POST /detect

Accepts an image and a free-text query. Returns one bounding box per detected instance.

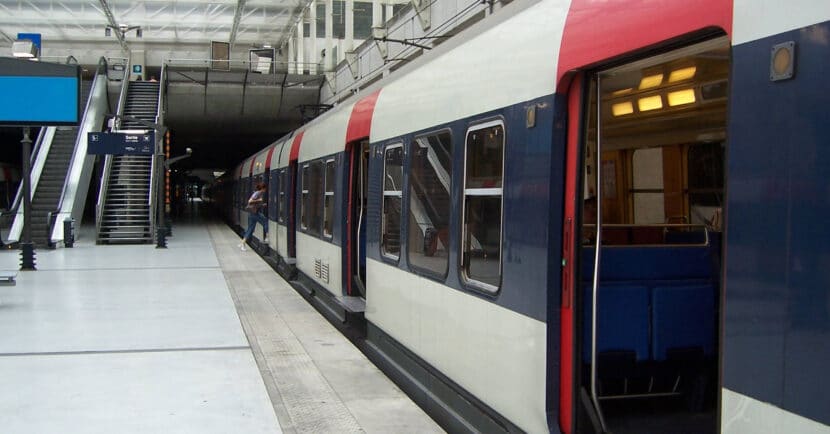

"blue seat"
[651,284,716,361]
[583,284,650,362]
[582,246,714,281]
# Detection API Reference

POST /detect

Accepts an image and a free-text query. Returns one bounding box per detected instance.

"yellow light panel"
[639,73,664,89]
[668,88,696,106]
[612,88,633,97]
[668,66,696,83]
[638,95,663,112]
[612,101,634,116]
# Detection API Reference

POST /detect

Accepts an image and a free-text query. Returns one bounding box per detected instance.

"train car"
[217,0,830,432]
[263,135,291,257]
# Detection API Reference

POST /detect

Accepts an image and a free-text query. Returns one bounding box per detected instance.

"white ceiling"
[0,0,310,60]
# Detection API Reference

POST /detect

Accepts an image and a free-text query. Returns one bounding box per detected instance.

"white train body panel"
[296,231,343,297]
[238,155,255,227]
[370,0,569,142]
[299,102,356,161]
[722,389,830,434]
[366,258,548,433]
[252,148,269,177]
[276,224,288,259]
[732,0,830,45]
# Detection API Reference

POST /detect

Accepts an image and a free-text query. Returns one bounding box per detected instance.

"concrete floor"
[0,212,442,433]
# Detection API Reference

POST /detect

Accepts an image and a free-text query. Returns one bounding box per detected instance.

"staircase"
[97,81,159,244]
[28,81,93,248]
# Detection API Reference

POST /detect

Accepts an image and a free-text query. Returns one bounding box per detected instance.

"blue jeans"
[243,212,268,240]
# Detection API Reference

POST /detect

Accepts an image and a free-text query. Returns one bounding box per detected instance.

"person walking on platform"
[238,183,268,251]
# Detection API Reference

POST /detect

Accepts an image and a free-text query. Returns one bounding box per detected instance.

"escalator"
[28,102,90,247]
[8,62,110,248]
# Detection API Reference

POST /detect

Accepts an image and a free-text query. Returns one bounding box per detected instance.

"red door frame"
[343,89,381,297]
[556,2,732,431]
[558,73,583,434]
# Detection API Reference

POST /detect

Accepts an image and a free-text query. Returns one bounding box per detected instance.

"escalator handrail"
[7,127,46,217]
[113,56,132,130]
[47,57,110,244]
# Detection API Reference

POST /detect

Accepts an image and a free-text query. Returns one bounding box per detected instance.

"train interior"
[577,37,729,434]
[348,140,370,297]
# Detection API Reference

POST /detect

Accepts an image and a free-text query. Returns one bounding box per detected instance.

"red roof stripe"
[558,0,732,84]
[346,89,381,143]
[265,146,275,170]
[289,131,304,162]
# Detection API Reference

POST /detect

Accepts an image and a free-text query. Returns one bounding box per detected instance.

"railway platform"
[0,205,442,433]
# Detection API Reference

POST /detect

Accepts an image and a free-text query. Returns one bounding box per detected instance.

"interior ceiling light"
[639,73,664,90]
[668,88,696,106]
[612,101,634,116]
[668,66,696,83]
[638,95,663,112]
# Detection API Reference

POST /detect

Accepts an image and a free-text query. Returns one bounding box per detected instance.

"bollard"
[63,218,75,248]
[156,227,167,248]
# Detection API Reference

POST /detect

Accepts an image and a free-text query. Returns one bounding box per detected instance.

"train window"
[323,159,335,238]
[462,121,504,291]
[382,144,404,260]
[408,131,452,277]
[688,142,724,226]
[306,161,324,237]
[301,165,310,230]
[278,169,287,224]
[269,171,279,220]
[631,148,665,224]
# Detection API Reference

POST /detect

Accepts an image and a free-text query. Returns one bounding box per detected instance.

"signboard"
[87,131,155,155]
[249,48,275,74]
[211,41,230,71]
[0,57,80,126]
[17,33,42,52]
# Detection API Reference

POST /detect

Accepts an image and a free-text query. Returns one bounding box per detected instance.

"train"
[211,0,830,432]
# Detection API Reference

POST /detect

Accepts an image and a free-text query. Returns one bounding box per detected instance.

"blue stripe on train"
[724,21,830,426]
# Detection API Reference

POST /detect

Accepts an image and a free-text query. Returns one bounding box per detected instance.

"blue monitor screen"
[0,57,80,126]
[0,76,79,124]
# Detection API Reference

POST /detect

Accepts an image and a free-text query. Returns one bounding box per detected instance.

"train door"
[346,139,370,297]
[569,37,730,434]
[287,160,298,258]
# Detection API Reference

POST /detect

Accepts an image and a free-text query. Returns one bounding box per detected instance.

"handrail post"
[590,76,608,432]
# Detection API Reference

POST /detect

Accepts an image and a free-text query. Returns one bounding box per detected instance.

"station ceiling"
[0,0,310,54]
[0,0,320,174]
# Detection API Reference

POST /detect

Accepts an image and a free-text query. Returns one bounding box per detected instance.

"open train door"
[287,132,304,259]
[345,139,370,297]
[343,90,380,298]
[557,3,732,434]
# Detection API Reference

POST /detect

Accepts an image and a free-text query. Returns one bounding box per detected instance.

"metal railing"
[149,63,167,240]
[96,55,131,237]
[165,58,324,74]
[582,223,711,247]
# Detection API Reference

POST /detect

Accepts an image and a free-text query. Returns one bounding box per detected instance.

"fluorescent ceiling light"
[638,95,663,112]
[668,89,696,106]
[639,73,664,90]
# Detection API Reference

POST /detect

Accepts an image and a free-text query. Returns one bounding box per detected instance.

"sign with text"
[0,57,80,126]
[87,131,155,155]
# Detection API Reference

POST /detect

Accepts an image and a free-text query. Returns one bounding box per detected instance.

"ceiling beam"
[0,28,13,43]
[229,0,247,50]
[97,0,129,52]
